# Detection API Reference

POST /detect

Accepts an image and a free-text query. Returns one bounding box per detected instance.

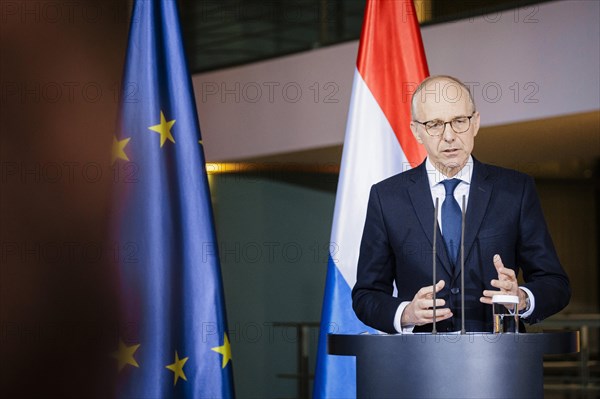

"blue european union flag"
[112,1,234,397]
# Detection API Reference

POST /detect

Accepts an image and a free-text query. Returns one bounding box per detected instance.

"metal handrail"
[540,314,600,393]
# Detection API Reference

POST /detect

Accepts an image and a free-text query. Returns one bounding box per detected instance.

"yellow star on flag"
[165,351,189,385]
[148,111,176,147]
[112,136,131,164]
[112,339,140,371]
[211,333,232,369]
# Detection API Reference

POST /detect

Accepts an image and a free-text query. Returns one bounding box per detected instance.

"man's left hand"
[480,254,528,311]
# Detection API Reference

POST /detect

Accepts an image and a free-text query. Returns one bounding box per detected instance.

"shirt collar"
[425,155,474,188]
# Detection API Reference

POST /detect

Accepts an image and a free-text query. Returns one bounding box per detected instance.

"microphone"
[460,195,466,335]
[432,197,439,334]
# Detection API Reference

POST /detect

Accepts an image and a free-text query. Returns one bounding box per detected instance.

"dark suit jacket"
[352,158,570,333]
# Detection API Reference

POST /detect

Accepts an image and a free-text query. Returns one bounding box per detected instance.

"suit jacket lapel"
[462,158,493,266]
[408,162,454,276]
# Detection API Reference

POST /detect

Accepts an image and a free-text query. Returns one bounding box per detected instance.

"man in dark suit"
[352,75,570,333]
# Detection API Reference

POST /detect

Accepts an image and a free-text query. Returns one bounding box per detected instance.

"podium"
[328,332,579,398]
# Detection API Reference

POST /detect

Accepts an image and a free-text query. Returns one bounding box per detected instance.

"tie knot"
[441,179,461,196]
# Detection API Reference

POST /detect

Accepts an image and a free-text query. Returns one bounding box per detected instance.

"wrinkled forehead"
[413,79,474,119]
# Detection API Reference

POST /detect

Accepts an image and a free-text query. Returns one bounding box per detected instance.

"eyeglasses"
[413,112,476,136]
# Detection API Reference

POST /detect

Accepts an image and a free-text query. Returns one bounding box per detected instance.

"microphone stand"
[461,195,466,335]
[432,198,439,334]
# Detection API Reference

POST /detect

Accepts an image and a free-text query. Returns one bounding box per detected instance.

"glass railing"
[539,314,600,397]
[180,0,552,73]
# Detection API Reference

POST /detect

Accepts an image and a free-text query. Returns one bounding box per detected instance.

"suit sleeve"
[518,176,571,323]
[352,185,402,333]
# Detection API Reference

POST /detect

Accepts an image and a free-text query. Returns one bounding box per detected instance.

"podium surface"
[328,332,579,398]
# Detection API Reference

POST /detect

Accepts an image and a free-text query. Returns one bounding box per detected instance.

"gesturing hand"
[480,254,528,311]
[402,280,453,326]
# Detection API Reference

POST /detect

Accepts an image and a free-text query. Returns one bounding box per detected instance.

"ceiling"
[232,111,600,179]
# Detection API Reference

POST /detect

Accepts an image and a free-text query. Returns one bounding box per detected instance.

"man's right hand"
[401,280,453,326]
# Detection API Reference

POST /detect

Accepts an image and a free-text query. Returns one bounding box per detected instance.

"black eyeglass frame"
[413,112,477,136]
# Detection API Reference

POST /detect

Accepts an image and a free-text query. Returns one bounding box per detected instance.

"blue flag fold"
[113,1,234,397]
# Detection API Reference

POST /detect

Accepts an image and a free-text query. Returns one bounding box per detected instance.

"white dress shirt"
[426,156,473,231]
[393,156,534,333]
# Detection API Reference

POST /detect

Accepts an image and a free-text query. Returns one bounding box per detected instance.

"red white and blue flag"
[314,1,429,397]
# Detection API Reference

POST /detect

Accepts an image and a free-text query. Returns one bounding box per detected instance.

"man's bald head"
[411,75,476,120]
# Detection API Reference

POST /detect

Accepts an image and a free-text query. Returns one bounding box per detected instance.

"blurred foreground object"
[1,1,127,397]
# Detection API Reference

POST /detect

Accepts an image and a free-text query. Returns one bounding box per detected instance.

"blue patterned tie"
[441,179,462,264]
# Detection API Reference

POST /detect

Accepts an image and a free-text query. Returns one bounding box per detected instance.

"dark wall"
[210,172,336,399]
[537,179,599,313]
